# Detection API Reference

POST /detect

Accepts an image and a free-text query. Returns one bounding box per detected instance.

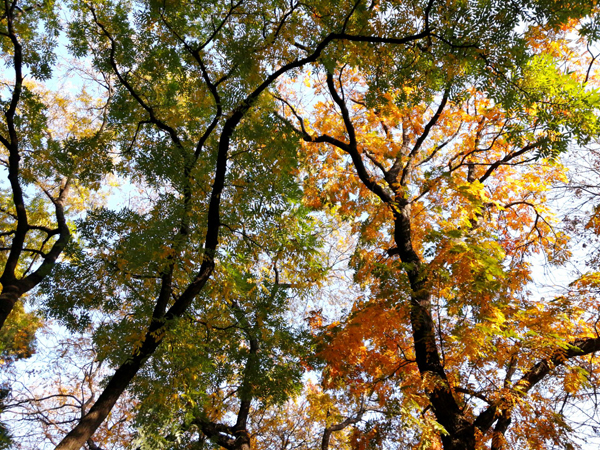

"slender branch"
[398,87,450,186]
[156,9,223,159]
[125,120,151,154]
[0,247,45,256]
[455,387,492,404]
[197,0,244,51]
[87,3,186,151]
[585,43,597,84]
[478,140,544,183]
[341,0,362,33]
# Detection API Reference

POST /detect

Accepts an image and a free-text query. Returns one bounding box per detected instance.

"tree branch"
[475,336,600,434]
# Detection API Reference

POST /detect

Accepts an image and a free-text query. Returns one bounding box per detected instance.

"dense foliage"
[1,1,600,449]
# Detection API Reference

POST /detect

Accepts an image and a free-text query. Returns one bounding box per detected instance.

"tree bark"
[490,413,511,450]
[392,207,476,450]
[54,323,163,450]
[320,411,364,450]
[0,286,21,330]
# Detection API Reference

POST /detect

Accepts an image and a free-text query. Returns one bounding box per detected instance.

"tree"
[276,9,600,449]
[1,1,600,450]
[0,0,112,331]
[48,0,434,447]
[0,1,114,444]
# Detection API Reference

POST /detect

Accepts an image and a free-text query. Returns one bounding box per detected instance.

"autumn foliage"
[1,1,600,450]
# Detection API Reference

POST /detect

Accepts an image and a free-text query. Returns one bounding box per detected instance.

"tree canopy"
[1,0,600,449]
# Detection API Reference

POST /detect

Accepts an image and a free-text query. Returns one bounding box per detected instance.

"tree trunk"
[54,336,160,450]
[0,286,21,330]
[393,208,476,450]
[440,422,476,450]
[235,432,251,450]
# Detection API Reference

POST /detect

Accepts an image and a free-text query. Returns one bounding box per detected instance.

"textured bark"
[0,287,20,330]
[393,208,476,450]
[490,413,511,450]
[320,410,364,450]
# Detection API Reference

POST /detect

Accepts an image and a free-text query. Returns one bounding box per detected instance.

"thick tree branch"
[1,0,27,287]
[475,336,600,434]
[321,407,364,450]
[478,140,544,183]
[325,72,394,204]
[0,1,73,331]
[20,180,71,292]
